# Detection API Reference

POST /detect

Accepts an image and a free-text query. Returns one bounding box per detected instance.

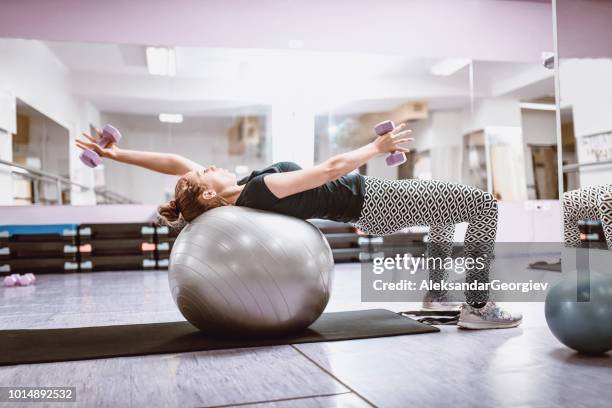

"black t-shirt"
[235,162,365,222]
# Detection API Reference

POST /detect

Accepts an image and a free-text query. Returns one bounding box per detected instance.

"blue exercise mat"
[0,224,79,238]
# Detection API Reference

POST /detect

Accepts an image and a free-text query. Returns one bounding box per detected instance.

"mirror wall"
[0,0,561,242]
[557,0,612,248]
[0,39,559,204]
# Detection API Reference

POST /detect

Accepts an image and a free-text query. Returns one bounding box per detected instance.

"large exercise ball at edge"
[544,272,612,355]
[169,206,334,337]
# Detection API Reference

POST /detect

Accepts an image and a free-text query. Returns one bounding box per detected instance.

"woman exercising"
[77,125,521,330]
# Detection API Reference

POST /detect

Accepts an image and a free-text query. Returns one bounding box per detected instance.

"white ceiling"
[46,42,443,80]
[45,41,554,117]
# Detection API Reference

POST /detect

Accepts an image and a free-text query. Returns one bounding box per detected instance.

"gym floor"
[1,264,610,408]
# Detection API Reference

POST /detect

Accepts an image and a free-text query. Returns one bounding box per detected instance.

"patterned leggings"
[352,177,498,304]
[563,185,612,248]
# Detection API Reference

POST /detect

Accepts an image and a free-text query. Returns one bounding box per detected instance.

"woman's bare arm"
[112,149,201,175]
[264,124,412,199]
[76,132,201,176]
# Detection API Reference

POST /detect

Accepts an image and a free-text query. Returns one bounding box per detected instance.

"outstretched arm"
[112,149,201,175]
[76,131,201,175]
[265,124,412,199]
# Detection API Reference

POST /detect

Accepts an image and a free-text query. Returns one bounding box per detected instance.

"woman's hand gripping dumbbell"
[77,125,122,168]
[373,120,413,166]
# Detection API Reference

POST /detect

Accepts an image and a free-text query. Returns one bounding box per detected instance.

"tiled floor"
[1,264,610,408]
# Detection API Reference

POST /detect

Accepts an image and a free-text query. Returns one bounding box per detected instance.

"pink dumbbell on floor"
[79,124,122,168]
[3,275,18,287]
[374,120,407,167]
[17,274,35,286]
[2,273,36,287]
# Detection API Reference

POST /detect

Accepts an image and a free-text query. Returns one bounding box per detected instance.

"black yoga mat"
[0,309,438,366]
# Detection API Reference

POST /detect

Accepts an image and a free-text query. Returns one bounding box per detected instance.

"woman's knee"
[478,190,498,214]
[463,190,498,227]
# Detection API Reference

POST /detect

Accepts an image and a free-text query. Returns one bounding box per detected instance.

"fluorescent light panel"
[431,58,471,76]
[146,47,176,76]
[519,102,556,111]
[159,113,183,123]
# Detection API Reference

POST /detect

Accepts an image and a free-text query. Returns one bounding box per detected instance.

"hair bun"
[158,199,181,224]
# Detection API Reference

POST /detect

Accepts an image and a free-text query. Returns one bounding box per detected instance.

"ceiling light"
[430,58,471,76]
[519,102,556,111]
[146,47,176,76]
[159,113,183,123]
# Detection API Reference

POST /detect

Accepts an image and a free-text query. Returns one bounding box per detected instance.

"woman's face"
[185,165,237,192]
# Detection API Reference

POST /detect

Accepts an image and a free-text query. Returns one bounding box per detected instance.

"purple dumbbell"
[374,120,407,167]
[79,124,122,168]
[17,274,33,286]
[3,275,18,287]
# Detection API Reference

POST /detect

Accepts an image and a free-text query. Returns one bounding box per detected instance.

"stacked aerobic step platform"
[0,221,428,275]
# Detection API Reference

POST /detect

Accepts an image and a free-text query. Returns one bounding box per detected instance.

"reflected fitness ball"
[545,272,612,355]
[169,206,334,336]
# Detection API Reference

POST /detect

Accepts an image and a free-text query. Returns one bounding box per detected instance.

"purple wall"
[557,0,612,58]
[0,0,553,62]
[0,205,158,225]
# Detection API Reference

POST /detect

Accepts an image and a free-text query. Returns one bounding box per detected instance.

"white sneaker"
[457,302,523,329]
[421,291,462,312]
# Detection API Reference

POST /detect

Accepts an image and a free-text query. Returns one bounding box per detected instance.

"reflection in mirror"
[316,59,558,202]
[557,0,612,249]
[13,100,70,204]
[0,37,560,209]
[0,39,274,206]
